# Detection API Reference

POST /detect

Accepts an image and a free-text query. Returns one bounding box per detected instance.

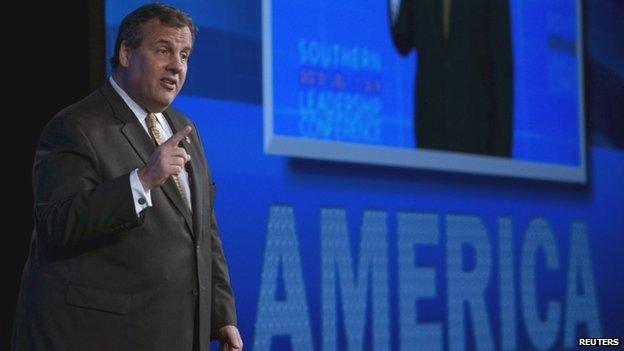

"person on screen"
[389,0,513,156]
[11,4,242,350]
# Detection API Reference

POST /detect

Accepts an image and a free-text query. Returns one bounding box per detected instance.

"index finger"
[164,125,192,146]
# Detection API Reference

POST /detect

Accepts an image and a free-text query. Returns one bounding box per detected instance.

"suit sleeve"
[487,0,513,156]
[34,114,143,256]
[209,208,238,338]
[389,0,417,55]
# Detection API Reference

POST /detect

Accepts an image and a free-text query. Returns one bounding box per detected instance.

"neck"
[111,71,157,113]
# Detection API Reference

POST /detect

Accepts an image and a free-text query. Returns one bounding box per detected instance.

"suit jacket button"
[192,288,198,296]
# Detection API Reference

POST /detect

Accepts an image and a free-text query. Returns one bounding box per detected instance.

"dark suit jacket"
[12,82,237,350]
[391,0,513,156]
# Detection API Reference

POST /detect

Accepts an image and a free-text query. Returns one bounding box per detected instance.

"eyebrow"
[153,39,192,52]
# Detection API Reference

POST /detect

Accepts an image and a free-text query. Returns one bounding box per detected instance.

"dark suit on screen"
[390,0,513,156]
[12,81,236,350]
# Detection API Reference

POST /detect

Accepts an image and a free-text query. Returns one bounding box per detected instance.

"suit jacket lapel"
[101,82,155,165]
[101,82,194,236]
[163,111,201,240]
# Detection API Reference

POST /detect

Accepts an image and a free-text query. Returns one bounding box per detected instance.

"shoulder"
[48,87,109,124]
[44,85,120,134]
[38,86,119,149]
[165,105,194,126]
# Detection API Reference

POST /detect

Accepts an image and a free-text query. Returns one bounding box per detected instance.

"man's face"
[119,19,192,112]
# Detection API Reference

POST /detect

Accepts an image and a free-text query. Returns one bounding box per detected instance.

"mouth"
[160,78,177,91]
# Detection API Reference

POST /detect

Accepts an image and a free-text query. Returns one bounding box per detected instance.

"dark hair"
[110,3,197,69]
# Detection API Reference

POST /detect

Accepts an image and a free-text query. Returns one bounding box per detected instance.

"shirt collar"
[109,76,165,127]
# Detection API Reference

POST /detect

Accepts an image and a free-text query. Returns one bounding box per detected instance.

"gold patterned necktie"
[145,113,191,211]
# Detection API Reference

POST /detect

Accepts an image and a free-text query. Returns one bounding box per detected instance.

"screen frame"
[262,0,587,183]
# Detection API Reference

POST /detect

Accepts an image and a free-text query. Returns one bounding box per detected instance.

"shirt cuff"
[130,169,152,216]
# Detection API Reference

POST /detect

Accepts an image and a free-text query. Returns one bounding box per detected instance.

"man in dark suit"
[12,4,242,350]
[389,0,513,156]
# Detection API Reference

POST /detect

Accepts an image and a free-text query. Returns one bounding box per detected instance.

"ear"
[119,40,132,68]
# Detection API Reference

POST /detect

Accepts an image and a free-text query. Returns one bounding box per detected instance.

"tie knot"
[145,113,158,128]
[145,113,163,145]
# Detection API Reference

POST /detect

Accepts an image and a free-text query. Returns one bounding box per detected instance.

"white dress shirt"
[109,76,193,215]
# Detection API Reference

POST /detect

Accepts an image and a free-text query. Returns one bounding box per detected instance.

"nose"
[166,53,185,73]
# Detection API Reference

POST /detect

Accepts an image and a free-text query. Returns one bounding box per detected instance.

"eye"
[180,52,189,62]
[157,48,169,55]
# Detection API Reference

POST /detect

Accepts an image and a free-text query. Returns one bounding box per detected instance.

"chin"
[157,96,176,108]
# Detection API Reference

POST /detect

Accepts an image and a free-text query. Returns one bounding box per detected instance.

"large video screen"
[263,0,586,183]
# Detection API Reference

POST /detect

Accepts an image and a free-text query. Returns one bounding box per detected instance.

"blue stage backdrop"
[106,1,624,350]
[264,0,582,171]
